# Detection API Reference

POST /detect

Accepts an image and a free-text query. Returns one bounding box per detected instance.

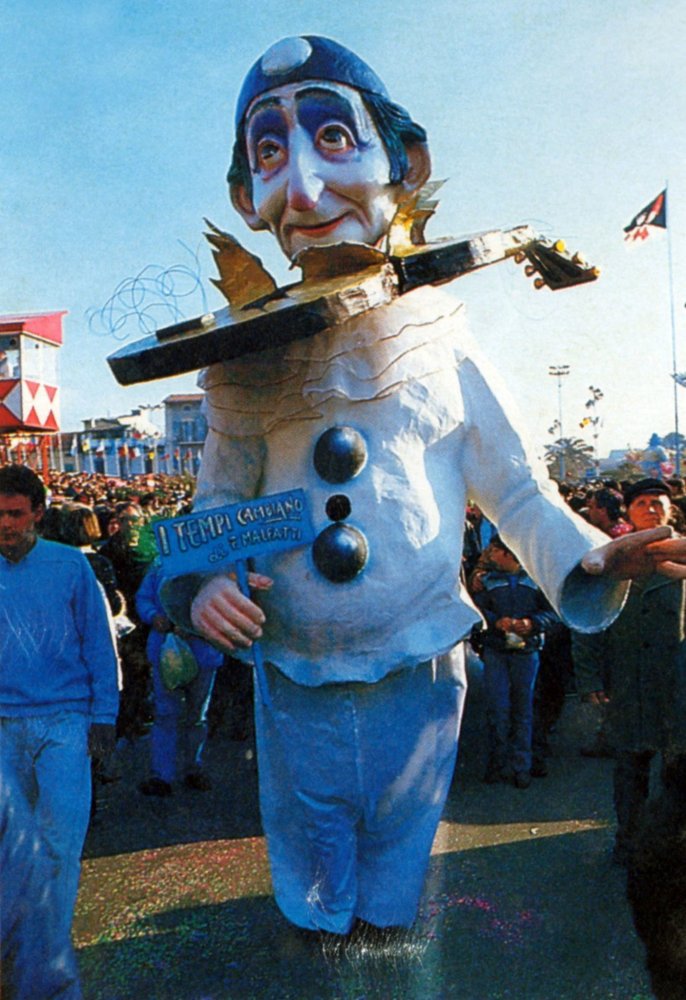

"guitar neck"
[392,225,537,293]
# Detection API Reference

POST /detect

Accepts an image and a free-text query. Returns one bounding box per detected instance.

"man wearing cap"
[164,36,686,936]
[573,478,686,865]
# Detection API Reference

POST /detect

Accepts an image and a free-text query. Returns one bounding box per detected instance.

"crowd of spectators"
[41,470,196,521]
[22,466,686,805]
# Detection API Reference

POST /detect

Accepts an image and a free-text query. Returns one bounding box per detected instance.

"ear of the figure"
[230,182,270,232]
[401,143,432,196]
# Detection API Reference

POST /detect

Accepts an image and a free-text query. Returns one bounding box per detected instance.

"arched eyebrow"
[245,98,289,170]
[245,95,287,136]
[293,86,371,145]
[246,94,283,119]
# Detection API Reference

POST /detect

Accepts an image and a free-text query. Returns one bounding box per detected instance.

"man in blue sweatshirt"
[0,464,119,943]
[473,536,559,788]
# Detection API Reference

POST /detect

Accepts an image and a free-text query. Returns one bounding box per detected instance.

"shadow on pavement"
[77,657,653,999]
[78,826,649,1000]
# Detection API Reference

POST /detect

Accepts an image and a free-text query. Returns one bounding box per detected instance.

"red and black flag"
[624,190,667,243]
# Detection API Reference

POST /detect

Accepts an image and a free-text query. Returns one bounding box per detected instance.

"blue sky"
[2,0,685,455]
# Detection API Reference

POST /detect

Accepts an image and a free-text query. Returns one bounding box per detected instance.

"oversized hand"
[581,526,686,580]
[190,572,273,651]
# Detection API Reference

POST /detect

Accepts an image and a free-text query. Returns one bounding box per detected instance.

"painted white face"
[241,82,403,259]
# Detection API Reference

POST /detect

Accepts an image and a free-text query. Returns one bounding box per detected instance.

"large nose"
[285,131,325,211]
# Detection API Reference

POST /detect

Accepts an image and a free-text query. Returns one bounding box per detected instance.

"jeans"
[483,648,540,774]
[1,757,83,999]
[0,712,91,942]
[150,664,218,783]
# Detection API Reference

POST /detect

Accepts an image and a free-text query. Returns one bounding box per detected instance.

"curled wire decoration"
[87,242,209,341]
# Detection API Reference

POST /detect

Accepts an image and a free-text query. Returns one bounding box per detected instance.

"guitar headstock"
[515,238,600,291]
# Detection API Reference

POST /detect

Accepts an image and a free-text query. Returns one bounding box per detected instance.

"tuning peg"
[572,251,587,266]
[524,264,537,277]
[514,252,526,264]
[534,277,546,289]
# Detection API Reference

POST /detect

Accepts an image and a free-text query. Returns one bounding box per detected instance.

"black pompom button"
[312,523,369,583]
[313,426,367,484]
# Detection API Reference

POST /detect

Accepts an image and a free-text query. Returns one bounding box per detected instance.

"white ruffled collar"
[200,286,466,437]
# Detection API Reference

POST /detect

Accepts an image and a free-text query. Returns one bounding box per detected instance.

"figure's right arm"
[160,428,272,651]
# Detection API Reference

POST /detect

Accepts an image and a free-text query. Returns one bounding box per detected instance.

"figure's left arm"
[459,348,629,633]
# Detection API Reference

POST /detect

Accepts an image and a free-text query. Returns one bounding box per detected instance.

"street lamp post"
[585,385,604,477]
[548,365,570,480]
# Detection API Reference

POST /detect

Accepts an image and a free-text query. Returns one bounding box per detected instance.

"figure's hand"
[88,723,117,761]
[190,572,273,651]
[581,526,686,579]
[495,617,513,633]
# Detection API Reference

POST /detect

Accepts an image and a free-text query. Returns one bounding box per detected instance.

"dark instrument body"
[107,226,599,386]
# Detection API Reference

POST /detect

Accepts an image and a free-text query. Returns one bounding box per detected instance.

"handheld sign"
[153,488,314,575]
[154,489,315,706]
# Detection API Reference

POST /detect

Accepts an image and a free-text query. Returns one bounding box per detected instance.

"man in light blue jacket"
[0,463,119,944]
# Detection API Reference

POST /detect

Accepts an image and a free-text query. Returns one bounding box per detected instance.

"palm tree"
[545,437,595,482]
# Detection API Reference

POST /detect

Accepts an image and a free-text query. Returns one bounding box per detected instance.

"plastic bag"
[159,632,199,691]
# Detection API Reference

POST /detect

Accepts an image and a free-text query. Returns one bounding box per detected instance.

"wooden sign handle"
[234,560,271,709]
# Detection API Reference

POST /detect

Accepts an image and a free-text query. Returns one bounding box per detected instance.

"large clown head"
[228,36,431,260]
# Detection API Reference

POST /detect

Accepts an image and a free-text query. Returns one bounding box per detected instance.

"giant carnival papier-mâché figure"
[108,35,686,938]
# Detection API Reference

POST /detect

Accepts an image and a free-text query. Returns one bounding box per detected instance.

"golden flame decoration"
[386,180,445,256]
[204,218,277,308]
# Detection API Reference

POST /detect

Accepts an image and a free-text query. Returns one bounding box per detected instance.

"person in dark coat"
[626,756,686,1000]
[59,503,124,617]
[574,478,686,865]
[99,502,154,738]
[473,536,559,788]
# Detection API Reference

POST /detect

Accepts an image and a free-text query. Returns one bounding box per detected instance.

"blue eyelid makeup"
[247,104,288,167]
[293,88,368,147]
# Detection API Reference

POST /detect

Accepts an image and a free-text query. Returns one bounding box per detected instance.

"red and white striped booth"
[0,311,65,433]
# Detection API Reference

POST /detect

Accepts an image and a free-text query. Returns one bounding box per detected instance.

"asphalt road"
[75,660,654,1000]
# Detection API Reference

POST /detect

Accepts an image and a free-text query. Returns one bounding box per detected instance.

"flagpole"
[666,181,681,475]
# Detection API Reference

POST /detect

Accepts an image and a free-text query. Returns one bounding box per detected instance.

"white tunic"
[194,284,626,686]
